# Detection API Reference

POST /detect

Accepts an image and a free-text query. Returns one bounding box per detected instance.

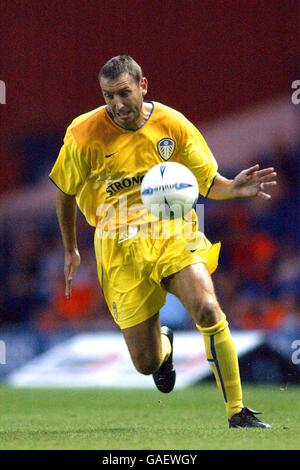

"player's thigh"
[121,313,162,374]
[163,263,222,325]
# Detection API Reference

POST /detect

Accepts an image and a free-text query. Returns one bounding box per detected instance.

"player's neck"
[107,100,153,131]
[136,101,152,128]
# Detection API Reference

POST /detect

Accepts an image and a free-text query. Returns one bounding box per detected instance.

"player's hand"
[64,248,81,300]
[231,164,277,200]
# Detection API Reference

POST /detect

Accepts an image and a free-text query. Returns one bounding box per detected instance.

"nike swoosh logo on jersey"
[105,152,118,158]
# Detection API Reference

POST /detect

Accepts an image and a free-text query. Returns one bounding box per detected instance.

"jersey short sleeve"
[180,120,218,197]
[49,126,89,196]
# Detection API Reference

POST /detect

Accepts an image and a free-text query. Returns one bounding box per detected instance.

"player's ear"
[140,77,148,97]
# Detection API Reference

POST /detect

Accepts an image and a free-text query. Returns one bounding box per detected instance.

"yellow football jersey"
[49,101,218,229]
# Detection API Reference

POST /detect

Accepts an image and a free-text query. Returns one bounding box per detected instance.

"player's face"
[100,73,148,129]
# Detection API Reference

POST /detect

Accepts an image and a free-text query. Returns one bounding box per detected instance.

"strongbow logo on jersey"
[106,174,145,196]
[157,138,176,161]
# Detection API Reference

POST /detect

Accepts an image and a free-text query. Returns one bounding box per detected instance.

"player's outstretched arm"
[207,164,277,200]
[56,189,81,300]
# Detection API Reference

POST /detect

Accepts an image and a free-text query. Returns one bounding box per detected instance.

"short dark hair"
[99,55,143,84]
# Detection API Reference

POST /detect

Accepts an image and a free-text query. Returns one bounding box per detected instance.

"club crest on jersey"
[157,138,176,161]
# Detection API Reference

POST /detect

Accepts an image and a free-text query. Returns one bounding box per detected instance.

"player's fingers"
[65,276,72,300]
[64,263,72,300]
[65,261,78,300]
[259,172,277,183]
[256,182,276,200]
[256,167,274,176]
[260,181,277,188]
[257,189,271,200]
[244,164,260,175]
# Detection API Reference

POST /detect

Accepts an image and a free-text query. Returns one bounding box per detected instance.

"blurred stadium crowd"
[0,137,299,334]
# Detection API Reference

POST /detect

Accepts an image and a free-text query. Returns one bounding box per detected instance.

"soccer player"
[50,55,276,428]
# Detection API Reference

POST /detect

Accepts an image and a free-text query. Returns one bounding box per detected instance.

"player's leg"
[163,262,244,419]
[122,313,176,393]
[121,313,171,375]
[163,262,271,427]
[94,233,172,378]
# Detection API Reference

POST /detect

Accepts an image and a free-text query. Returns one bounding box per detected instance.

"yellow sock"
[196,314,243,418]
[159,331,172,367]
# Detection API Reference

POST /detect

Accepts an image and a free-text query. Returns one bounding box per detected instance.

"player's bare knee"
[192,298,221,327]
[135,362,159,375]
[133,354,160,375]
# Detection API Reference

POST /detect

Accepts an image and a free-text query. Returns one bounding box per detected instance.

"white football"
[141,162,199,219]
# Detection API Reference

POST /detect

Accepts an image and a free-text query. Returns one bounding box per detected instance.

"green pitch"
[0,384,299,450]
